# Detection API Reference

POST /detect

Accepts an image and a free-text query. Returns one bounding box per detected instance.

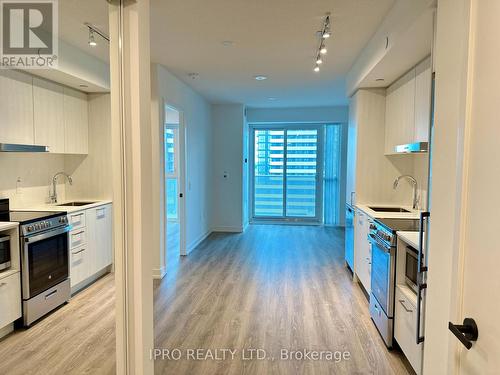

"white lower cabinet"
[86,204,113,274]
[394,285,423,374]
[0,272,22,329]
[354,209,373,293]
[70,245,90,287]
[69,204,113,291]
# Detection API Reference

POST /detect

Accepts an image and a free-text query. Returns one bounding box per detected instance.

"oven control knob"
[34,223,40,230]
[369,224,377,230]
[41,222,46,229]
[384,234,392,242]
[27,225,34,232]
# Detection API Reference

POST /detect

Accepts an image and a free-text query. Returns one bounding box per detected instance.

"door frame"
[163,101,187,257]
[248,123,325,224]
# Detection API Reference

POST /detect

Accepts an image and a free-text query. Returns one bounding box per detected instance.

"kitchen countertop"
[397,231,424,250]
[0,222,19,231]
[355,203,422,219]
[11,200,113,213]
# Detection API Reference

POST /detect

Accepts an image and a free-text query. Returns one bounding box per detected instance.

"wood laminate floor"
[0,225,411,375]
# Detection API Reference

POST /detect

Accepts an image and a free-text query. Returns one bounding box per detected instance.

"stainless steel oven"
[0,235,11,271]
[11,211,71,326]
[369,232,396,317]
[368,217,420,348]
[21,225,69,299]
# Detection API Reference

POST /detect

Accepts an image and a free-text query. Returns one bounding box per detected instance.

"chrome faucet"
[393,175,419,209]
[50,172,73,204]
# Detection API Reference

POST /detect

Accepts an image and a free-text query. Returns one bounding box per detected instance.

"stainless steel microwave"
[405,245,420,294]
[0,235,11,271]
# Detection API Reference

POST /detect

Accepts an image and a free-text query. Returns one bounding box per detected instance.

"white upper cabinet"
[64,87,89,154]
[414,57,432,143]
[0,70,34,145]
[33,78,65,153]
[385,69,416,154]
[385,56,431,154]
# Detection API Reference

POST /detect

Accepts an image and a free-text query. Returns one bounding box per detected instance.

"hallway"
[154,225,410,374]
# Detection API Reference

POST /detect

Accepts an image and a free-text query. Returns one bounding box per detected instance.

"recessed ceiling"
[151,0,396,108]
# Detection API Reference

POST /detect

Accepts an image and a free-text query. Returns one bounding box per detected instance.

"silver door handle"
[45,290,58,300]
[399,299,413,313]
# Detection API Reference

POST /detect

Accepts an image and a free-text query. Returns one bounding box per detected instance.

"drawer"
[70,245,89,287]
[68,211,86,230]
[394,286,423,374]
[0,272,22,328]
[69,228,87,249]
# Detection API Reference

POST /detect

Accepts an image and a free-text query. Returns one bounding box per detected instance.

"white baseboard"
[152,265,167,280]
[185,230,212,255]
[211,226,244,233]
[0,323,14,339]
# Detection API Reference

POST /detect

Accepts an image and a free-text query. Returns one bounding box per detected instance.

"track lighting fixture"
[88,29,97,47]
[312,13,332,73]
[85,22,110,48]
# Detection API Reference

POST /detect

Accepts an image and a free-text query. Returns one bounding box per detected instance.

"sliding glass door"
[252,125,324,222]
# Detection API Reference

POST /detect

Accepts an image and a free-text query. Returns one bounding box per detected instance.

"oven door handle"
[368,233,391,253]
[24,225,71,244]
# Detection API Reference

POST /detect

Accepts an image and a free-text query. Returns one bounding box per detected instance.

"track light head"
[314,65,320,72]
[88,29,97,47]
[322,29,331,39]
[320,45,327,54]
[316,56,323,64]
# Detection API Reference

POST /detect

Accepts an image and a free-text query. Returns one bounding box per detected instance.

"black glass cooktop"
[376,217,420,233]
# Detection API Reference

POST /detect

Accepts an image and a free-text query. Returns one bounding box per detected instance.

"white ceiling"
[58,0,110,63]
[150,0,395,108]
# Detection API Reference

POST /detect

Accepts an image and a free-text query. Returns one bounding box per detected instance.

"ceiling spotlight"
[254,75,268,81]
[320,44,327,54]
[316,55,323,64]
[88,29,97,47]
[314,66,320,72]
[268,97,277,101]
[322,29,331,39]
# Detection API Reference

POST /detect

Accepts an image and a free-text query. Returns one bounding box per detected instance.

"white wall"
[212,104,246,232]
[246,105,349,225]
[151,64,213,275]
[246,106,348,124]
[0,153,67,208]
[65,93,113,200]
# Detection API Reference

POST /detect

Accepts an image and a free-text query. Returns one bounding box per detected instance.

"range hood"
[0,143,49,152]
[394,142,429,154]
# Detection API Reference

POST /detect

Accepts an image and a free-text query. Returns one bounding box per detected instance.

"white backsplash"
[0,153,67,209]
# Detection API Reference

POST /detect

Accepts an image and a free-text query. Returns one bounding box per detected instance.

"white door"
[426,1,500,373]
[450,1,500,372]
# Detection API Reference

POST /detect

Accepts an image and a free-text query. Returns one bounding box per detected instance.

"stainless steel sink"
[56,201,97,207]
[368,206,411,213]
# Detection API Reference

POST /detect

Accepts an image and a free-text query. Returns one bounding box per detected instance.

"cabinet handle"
[399,299,413,313]
[0,282,6,287]
[72,231,85,236]
[72,248,85,255]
